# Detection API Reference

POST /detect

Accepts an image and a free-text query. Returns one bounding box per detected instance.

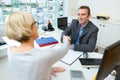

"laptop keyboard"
[70,70,84,80]
[79,58,102,65]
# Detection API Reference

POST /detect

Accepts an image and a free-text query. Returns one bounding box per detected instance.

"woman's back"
[8,46,68,80]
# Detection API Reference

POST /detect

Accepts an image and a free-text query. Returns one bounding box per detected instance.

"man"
[62,6,99,52]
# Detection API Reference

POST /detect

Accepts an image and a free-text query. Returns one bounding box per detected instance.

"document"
[60,50,82,66]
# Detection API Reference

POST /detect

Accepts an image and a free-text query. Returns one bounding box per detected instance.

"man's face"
[77,9,90,26]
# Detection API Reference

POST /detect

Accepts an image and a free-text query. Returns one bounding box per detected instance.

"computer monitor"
[57,17,68,30]
[96,40,120,80]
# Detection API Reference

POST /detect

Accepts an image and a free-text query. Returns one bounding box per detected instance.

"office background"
[67,0,120,21]
[1,0,120,24]
[0,0,66,26]
[0,0,120,80]
[1,0,120,52]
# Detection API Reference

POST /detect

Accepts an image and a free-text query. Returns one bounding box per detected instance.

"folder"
[36,37,58,47]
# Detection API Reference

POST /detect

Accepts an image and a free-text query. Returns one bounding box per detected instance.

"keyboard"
[70,70,84,80]
[79,58,102,67]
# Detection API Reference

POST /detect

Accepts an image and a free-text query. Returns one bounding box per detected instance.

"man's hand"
[51,67,65,77]
[62,35,71,43]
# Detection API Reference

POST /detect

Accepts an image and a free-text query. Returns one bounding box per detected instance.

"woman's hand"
[51,67,65,77]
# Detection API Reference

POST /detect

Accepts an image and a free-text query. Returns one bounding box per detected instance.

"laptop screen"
[57,17,67,30]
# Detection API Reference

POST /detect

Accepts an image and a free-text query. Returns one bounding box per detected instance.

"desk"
[38,28,63,42]
[52,52,102,80]
[37,28,103,80]
[2,28,103,80]
[0,44,8,58]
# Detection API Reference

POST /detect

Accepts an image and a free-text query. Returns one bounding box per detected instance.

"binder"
[36,37,58,47]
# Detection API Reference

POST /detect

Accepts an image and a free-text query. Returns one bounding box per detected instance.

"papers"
[60,50,82,66]
[36,37,58,47]
[2,36,21,47]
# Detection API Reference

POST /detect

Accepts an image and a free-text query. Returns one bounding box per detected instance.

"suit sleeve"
[61,19,76,42]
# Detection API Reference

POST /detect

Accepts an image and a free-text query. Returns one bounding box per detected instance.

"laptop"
[57,17,68,30]
[79,58,102,67]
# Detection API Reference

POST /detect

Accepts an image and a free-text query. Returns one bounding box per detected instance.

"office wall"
[67,0,79,17]
[67,0,120,21]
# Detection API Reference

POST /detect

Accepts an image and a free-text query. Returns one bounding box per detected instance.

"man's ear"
[88,14,91,18]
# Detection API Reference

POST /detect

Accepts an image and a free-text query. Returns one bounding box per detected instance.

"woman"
[4,11,70,80]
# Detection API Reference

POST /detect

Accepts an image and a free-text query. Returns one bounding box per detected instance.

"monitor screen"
[57,17,67,30]
[96,40,120,80]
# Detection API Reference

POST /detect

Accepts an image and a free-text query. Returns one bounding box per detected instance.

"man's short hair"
[78,6,91,15]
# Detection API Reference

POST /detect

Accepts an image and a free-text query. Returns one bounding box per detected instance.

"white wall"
[66,0,120,21]
[67,0,79,17]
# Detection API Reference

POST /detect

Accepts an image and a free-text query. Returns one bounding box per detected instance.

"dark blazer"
[62,19,99,52]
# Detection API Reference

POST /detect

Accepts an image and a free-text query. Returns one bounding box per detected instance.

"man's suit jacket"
[62,19,99,52]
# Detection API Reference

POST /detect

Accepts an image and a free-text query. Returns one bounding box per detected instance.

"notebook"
[60,50,82,66]
[79,58,102,67]
[57,17,68,30]
[36,37,58,47]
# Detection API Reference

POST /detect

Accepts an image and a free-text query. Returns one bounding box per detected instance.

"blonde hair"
[4,11,35,43]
